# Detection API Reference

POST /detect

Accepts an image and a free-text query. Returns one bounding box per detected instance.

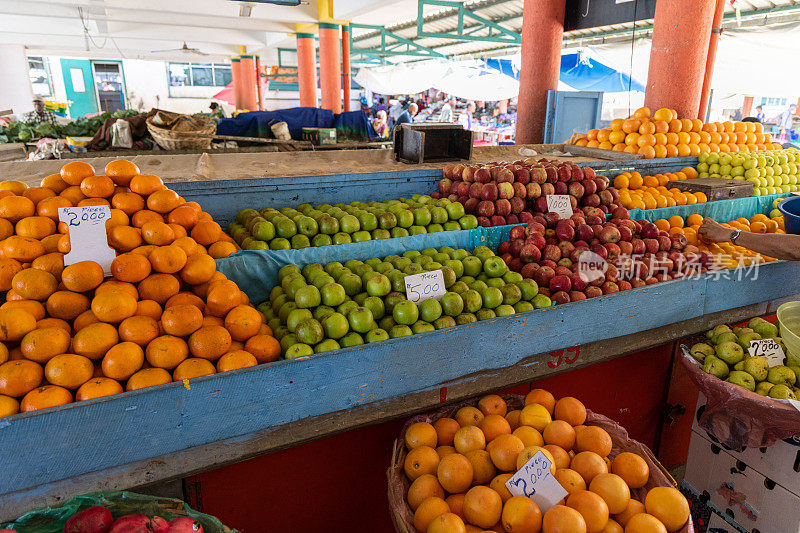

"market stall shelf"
[1,261,799,520]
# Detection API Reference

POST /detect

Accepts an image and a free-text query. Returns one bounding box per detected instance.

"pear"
[689,342,715,363]
[708,324,732,340]
[756,381,775,396]
[732,327,754,336]
[727,370,756,392]
[737,332,762,350]
[789,366,800,384]
[767,365,797,387]
[734,360,745,371]
[768,384,797,400]
[752,321,779,339]
[743,356,770,382]
[715,341,745,365]
[713,332,739,346]
[703,355,730,379]
[748,317,768,330]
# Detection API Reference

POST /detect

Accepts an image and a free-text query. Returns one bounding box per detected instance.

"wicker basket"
[387,395,693,533]
[146,111,216,150]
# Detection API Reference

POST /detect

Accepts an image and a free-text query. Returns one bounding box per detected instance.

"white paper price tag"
[749,338,785,367]
[58,205,116,275]
[546,195,573,219]
[505,451,568,513]
[404,270,446,303]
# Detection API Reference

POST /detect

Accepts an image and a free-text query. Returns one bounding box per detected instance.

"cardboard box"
[671,177,753,201]
[692,394,800,497]
[685,428,800,532]
[682,481,747,533]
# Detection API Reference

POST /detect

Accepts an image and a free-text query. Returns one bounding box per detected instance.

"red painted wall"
[188,343,678,532]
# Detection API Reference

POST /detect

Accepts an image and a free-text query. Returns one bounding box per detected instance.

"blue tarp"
[484,52,645,93]
[217,108,378,141]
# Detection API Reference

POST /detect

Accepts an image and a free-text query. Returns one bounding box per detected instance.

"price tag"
[58,205,116,275]
[749,338,785,366]
[546,195,573,219]
[404,270,446,303]
[505,451,568,513]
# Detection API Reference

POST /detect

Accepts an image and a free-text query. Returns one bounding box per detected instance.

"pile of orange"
[403,391,689,533]
[614,168,706,210]
[0,160,280,418]
[577,107,781,159]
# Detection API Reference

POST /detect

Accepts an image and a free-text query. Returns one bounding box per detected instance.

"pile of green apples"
[228,195,479,251]
[258,246,553,358]
[690,317,799,399]
[696,148,800,196]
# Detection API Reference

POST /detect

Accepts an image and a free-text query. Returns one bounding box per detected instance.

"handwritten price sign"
[749,338,785,366]
[546,195,573,219]
[58,205,116,275]
[505,451,568,512]
[404,270,446,303]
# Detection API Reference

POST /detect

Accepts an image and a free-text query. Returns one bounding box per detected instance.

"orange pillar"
[341,24,351,112]
[296,32,318,108]
[239,55,258,111]
[742,96,754,117]
[697,0,726,119]
[319,22,342,113]
[516,0,565,144]
[644,0,716,119]
[231,57,244,110]
[255,56,263,111]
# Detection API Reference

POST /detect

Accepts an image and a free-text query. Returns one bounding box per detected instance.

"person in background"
[699,217,800,261]
[439,97,455,123]
[22,97,58,125]
[372,110,389,138]
[209,102,226,119]
[375,97,387,115]
[756,105,765,123]
[458,101,477,131]
[778,104,797,143]
[395,103,418,126]
[732,108,743,122]
[388,98,405,127]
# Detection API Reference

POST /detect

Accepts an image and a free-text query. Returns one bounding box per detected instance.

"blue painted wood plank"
[5,267,795,496]
[703,261,800,315]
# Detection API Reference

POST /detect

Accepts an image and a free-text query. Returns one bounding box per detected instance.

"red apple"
[498,182,514,200]
[533,266,556,287]
[469,182,483,199]
[640,222,660,239]
[495,199,512,216]
[515,168,531,184]
[541,183,556,197]
[552,291,571,304]
[658,235,672,251]
[557,165,572,182]
[520,243,542,263]
[519,211,534,224]
[542,244,562,262]
[507,214,520,225]
[462,166,476,183]
[583,167,596,180]
[554,182,568,195]
[584,286,603,298]
[555,223,575,241]
[443,164,455,179]
[477,216,491,227]
[530,167,547,184]
[601,281,619,294]
[508,258,523,272]
[618,241,633,256]
[475,168,491,183]
[464,198,479,213]
[491,215,507,226]
[570,271,588,291]
[477,200,495,217]
[510,197,526,214]
[618,280,632,291]
[525,182,542,199]
[438,179,453,195]
[481,182,499,201]
[568,182,585,199]
[570,165,584,182]
[582,179,597,196]
[521,262,539,279]
[513,182,527,198]
[569,291,587,301]
[544,166,558,183]
[599,226,621,244]
[496,169,515,183]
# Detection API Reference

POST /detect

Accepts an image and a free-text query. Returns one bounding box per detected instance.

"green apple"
[366,328,390,343]
[291,235,310,249]
[295,318,324,345]
[743,356,769,381]
[285,343,314,359]
[514,301,534,313]
[419,298,443,323]
[348,307,374,333]
[476,308,496,321]
[412,321,435,334]
[532,294,552,309]
[286,308,313,332]
[501,283,522,305]
[393,300,419,325]
[433,316,457,329]
[483,256,508,278]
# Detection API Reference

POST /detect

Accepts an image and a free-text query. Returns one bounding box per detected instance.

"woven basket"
[146,111,216,151]
[387,395,693,533]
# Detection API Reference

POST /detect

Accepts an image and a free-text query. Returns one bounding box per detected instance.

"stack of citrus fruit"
[398,392,690,533]
[576,107,781,159]
[0,160,280,419]
[613,168,706,210]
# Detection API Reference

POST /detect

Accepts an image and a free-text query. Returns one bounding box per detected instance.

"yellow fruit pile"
[402,391,690,533]
[576,107,780,159]
[0,160,279,418]
[614,168,707,210]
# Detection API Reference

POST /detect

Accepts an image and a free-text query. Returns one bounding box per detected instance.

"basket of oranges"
[387,391,692,533]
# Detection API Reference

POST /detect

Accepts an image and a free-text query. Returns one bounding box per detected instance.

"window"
[168,62,231,87]
[28,56,52,97]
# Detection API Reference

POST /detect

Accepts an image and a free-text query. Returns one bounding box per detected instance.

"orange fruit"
[519,403,552,431]
[601,519,623,533]
[111,192,146,215]
[31,252,65,278]
[132,210,164,229]
[118,315,160,347]
[91,290,137,324]
[407,422,439,449]
[137,273,181,305]
[244,334,280,364]
[438,453,474,494]
[408,474,445,511]
[61,261,104,293]
[146,189,182,214]
[454,425,486,454]
[572,451,608,485]
[465,449,496,484]
[224,304,263,341]
[11,268,57,301]
[179,253,216,285]
[463,485,502,529]
[501,496,542,533]
[427,513,466,533]
[0,195,35,223]
[71,322,119,360]
[566,490,609,533]
[589,473,630,514]
[434,418,461,447]
[613,498,645,527]
[60,161,95,185]
[405,445,441,481]
[506,410,522,430]
[486,433,525,472]
[554,396,587,426]
[0,258,22,291]
[556,468,588,495]
[545,444,571,470]
[160,304,203,337]
[191,220,223,246]
[41,174,69,193]
[216,350,257,372]
[111,253,152,283]
[513,426,544,448]
[79,175,115,198]
[141,221,175,246]
[208,241,237,259]
[644,487,689,531]
[173,358,216,381]
[415,497,455,533]
[455,406,484,427]
[188,325,232,361]
[149,245,188,274]
[21,384,72,412]
[543,420,576,450]
[490,473,514,503]
[146,335,189,370]
[105,160,140,187]
[16,216,57,240]
[611,452,650,489]
[480,414,512,442]
[543,505,587,533]
[129,174,165,195]
[20,326,71,364]
[0,394,20,417]
[44,353,93,389]
[125,367,172,391]
[525,388,555,413]
[0,359,44,397]
[575,426,613,457]
[107,225,144,252]
[624,514,666,533]
[77,377,123,401]
[478,394,508,416]
[516,446,555,471]
[0,307,37,341]
[101,342,145,380]
[46,290,90,321]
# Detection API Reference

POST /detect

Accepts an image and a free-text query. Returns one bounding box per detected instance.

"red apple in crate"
[497,182,514,200]
[582,179,597,195]
[477,216,491,227]
[509,225,527,240]
[602,281,619,294]
[583,194,600,207]
[167,518,203,533]
[550,274,572,293]
[498,241,511,255]
[618,226,633,242]
[454,181,469,197]
[64,506,114,533]
[475,168,491,183]
[595,176,609,190]
[538,288,551,298]
[558,257,573,269]
[590,244,608,260]
[555,223,575,241]
[109,514,155,533]
[521,262,539,279]
[509,239,524,257]
[545,212,562,227]
[599,190,615,206]
[552,291,571,304]
[570,165,584,182]
[467,182,482,199]
[477,200,495,217]
[568,182,585,199]
[495,199,512,216]
[526,233,546,251]
[510,197,526,214]
[509,258,524,272]
[618,280,632,291]
[585,286,603,298]
[519,211,534,223]
[542,244,562,262]
[481,183,499,201]
[515,168,531,184]
[604,243,621,262]
[464,198,479,214]
[431,192,441,199]
[570,291,587,301]
[643,238,659,254]
[553,181,568,195]
[512,182,527,198]
[618,241,634,256]
[557,165,572,182]
[570,271,588,291]
[541,183,556,197]
[605,264,619,282]
[583,167,596,180]
[544,166,558,183]
[526,182,542,199]
[658,235,672,251]
[670,233,687,250]
[490,215,506,226]
[533,266,556,287]
[530,167,547,184]
[438,179,453,195]
[640,222,660,239]
[599,226,621,244]
[501,252,514,264]
[559,240,575,257]
[443,164,455,179]
[463,166,476,183]
[452,164,465,180]
[496,168,514,183]
[534,196,549,213]
[526,222,546,237]
[554,265,572,277]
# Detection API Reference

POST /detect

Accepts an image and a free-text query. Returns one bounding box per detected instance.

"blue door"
[61,59,97,118]
[543,91,603,144]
